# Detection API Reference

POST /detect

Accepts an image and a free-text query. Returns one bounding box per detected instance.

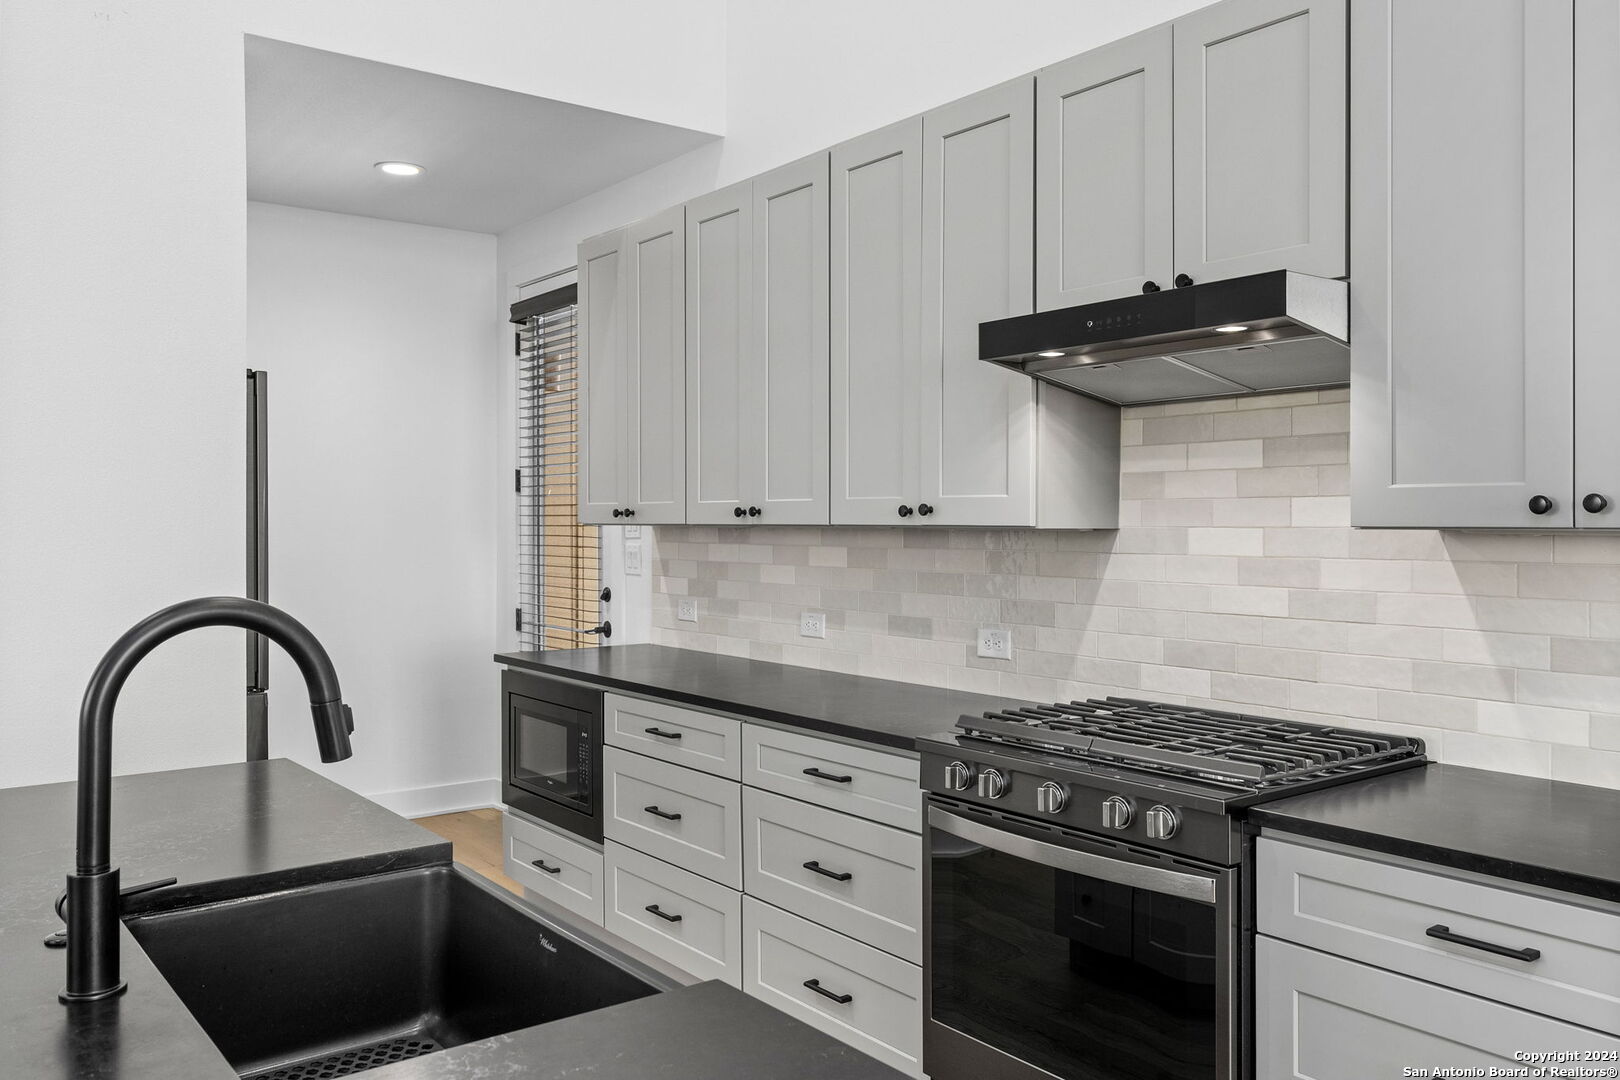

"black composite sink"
[125,865,666,1079]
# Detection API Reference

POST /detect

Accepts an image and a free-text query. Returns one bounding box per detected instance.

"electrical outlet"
[977,627,1012,660]
[623,524,641,539]
[799,611,826,639]
[677,599,698,623]
[624,541,642,576]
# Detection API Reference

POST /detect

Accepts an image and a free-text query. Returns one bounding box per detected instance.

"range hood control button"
[1101,795,1134,830]
[943,761,973,791]
[1144,804,1180,840]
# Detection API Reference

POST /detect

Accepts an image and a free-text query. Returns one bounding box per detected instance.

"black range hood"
[980,270,1348,406]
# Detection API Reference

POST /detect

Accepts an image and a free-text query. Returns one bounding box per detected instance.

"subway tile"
[1291,681,1379,719]
[1236,466,1319,498]
[1375,691,1478,731]
[1477,701,1589,745]
[1164,469,1239,499]
[1289,589,1377,623]
[1095,633,1166,664]
[1519,670,1620,713]
[1213,408,1292,441]
[1242,390,1320,410]
[1235,644,1319,680]
[1553,534,1620,564]
[1319,559,1413,592]
[1444,733,1552,779]
[1116,607,1186,638]
[1596,604,1620,638]
[1188,528,1264,557]
[1185,613,1267,645]
[1290,496,1350,528]
[1210,672,1294,709]
[886,614,933,639]
[1551,637,1620,676]
[1265,527,1351,558]
[1346,624,1447,661]
[1120,472,1165,500]
[1262,618,1350,650]
[1212,497,1294,527]
[1163,397,1239,416]
[1188,439,1264,470]
[1411,660,1515,701]
[1449,628,1551,672]
[1208,585,1290,616]
[1551,745,1620,787]
[1348,530,1448,560]
[1122,443,1189,472]
[1142,413,1216,445]
[1120,417,1144,446]
[1263,434,1348,467]
[808,546,847,567]
[1163,555,1244,585]
[1473,597,1590,636]
[1289,402,1350,436]
[1316,464,1351,496]
[1591,714,1620,752]
[1140,665,1213,698]
[1520,562,1620,602]
[1000,599,1057,626]
[1318,653,1413,690]
[1440,532,1555,563]
[1137,499,1216,527]
[1238,557,1321,589]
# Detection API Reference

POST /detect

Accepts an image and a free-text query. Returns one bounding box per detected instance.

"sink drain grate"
[247,1034,443,1080]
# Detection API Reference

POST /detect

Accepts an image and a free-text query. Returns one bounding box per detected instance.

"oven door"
[925,802,1239,1080]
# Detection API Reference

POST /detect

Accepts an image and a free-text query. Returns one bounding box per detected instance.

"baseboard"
[367,777,500,819]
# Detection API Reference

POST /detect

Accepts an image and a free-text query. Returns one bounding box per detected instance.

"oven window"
[511,696,586,805]
[930,828,1219,1080]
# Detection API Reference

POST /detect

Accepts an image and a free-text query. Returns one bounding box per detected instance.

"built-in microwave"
[501,669,603,844]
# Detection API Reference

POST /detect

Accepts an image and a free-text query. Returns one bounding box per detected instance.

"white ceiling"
[245,36,718,234]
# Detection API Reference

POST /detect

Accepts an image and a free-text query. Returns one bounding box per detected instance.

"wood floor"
[411,807,522,895]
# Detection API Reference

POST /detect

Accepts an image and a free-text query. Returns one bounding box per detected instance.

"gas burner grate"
[245,1034,442,1080]
[958,696,1424,788]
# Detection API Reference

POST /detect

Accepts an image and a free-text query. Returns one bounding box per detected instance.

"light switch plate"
[799,611,826,639]
[624,541,642,576]
[977,627,1012,660]
[677,599,697,623]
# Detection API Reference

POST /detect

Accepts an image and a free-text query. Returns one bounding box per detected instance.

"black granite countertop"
[496,643,1027,751]
[1248,762,1620,904]
[0,759,904,1080]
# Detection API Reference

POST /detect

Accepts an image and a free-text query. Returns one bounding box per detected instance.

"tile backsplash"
[649,389,1620,788]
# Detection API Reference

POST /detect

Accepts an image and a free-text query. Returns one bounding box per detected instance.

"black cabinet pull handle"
[803,767,853,784]
[1142,280,1161,293]
[734,506,747,518]
[897,504,913,518]
[1528,494,1555,515]
[803,978,852,1004]
[644,726,683,740]
[1424,924,1541,962]
[531,859,561,875]
[645,903,682,923]
[612,508,624,518]
[1585,493,1610,514]
[1174,273,1194,288]
[917,503,934,517]
[644,805,683,821]
[803,860,853,882]
[748,505,762,517]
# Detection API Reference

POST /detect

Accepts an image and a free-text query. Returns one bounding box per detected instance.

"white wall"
[241,0,727,134]
[0,1,249,791]
[248,203,499,815]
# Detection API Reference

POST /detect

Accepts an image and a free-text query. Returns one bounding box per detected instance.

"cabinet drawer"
[605,693,741,779]
[1258,838,1620,1034]
[603,841,741,987]
[742,897,923,1078]
[503,812,603,924]
[1256,936,1619,1079]
[743,787,922,963]
[604,747,741,889]
[742,725,921,832]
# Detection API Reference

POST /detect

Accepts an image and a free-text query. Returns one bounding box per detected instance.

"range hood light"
[375,161,425,177]
[1037,350,1066,358]
[1213,324,1250,333]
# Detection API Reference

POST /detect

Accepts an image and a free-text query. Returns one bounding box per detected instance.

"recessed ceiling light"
[1037,350,1066,358]
[1213,324,1249,333]
[375,161,424,177]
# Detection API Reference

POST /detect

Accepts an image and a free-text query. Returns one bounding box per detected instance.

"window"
[512,283,600,650]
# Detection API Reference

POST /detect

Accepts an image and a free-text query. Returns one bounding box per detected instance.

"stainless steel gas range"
[918,697,1426,1080]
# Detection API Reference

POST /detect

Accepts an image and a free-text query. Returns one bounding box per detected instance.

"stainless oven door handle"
[928,805,1217,904]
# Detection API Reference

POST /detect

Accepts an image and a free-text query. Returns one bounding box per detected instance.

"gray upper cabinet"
[624,207,687,524]
[831,118,923,526]
[1173,0,1347,287]
[920,78,1039,527]
[578,227,627,526]
[685,181,752,525]
[1036,27,1174,310]
[1350,0,1576,528]
[751,154,831,525]
[1576,0,1620,529]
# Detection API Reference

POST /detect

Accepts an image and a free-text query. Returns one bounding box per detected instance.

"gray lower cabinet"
[577,206,687,525]
[603,840,742,987]
[1257,936,1620,1079]
[1172,0,1347,287]
[1036,26,1174,309]
[1350,0,1578,528]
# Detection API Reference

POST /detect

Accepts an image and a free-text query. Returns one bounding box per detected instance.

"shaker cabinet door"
[831,118,923,526]
[1172,0,1347,286]
[624,206,687,524]
[1036,26,1174,310]
[920,78,1038,527]
[1350,0,1575,527]
[685,181,752,525]
[1576,0,1620,529]
[577,228,627,526]
[750,153,831,525]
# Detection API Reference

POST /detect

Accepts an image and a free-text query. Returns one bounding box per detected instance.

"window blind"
[513,285,600,650]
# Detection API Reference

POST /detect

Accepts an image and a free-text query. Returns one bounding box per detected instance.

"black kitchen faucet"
[58,597,355,1003]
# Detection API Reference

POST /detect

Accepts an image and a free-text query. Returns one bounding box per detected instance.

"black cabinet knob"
[623,508,635,518]
[611,508,623,518]
[1142,280,1160,293]
[897,504,913,518]
[733,506,746,518]
[917,503,934,517]
[1528,495,1555,516]
[1174,273,1194,288]
[748,505,762,517]
[1585,493,1610,514]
